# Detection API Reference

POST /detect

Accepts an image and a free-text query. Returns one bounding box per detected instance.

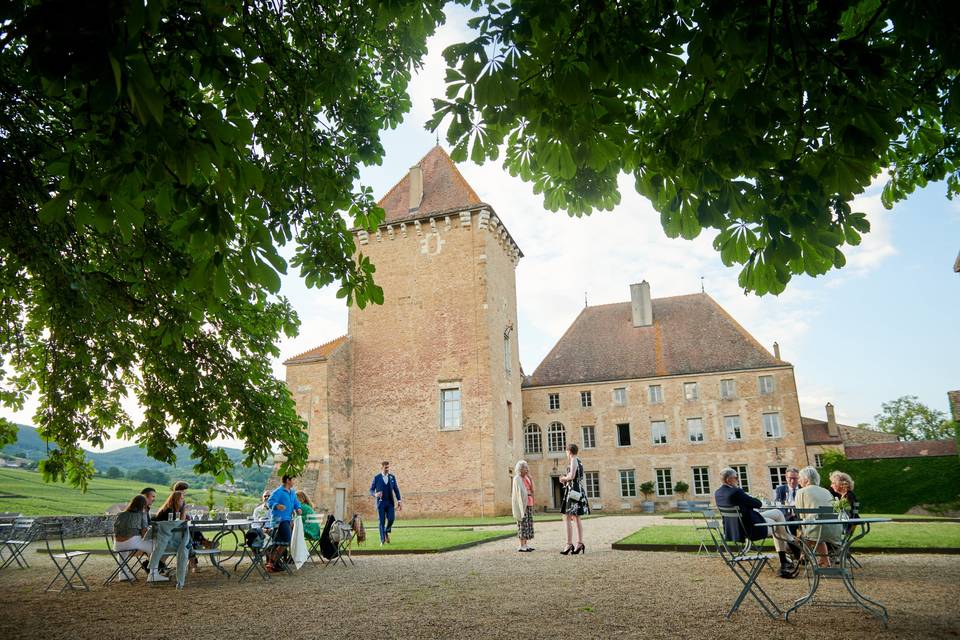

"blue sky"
[3,8,958,449]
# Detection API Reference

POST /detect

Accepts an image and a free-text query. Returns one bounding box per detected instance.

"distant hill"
[1,424,271,492]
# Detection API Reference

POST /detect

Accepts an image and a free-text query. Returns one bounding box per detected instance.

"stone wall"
[19,515,114,540]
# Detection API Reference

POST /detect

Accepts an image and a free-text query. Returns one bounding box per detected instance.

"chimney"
[408,165,423,211]
[773,342,781,360]
[825,402,839,437]
[630,281,652,327]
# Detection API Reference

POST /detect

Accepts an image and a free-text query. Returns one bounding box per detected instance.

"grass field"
[395,514,577,527]
[662,511,956,521]
[615,522,960,549]
[0,468,254,515]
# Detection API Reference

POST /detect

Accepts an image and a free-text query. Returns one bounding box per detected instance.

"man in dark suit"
[773,467,800,504]
[715,467,798,578]
[369,461,402,544]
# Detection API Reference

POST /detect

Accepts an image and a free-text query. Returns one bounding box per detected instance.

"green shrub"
[819,454,960,513]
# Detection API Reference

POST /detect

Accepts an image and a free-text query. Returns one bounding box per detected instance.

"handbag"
[566,488,583,503]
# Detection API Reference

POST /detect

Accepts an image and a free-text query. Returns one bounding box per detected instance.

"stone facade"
[521,366,807,509]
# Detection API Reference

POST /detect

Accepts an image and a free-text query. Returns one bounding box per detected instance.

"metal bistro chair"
[0,513,21,567]
[189,522,230,579]
[104,533,147,585]
[792,506,841,574]
[325,518,356,569]
[693,506,721,557]
[304,513,327,566]
[42,522,91,593]
[1,517,37,570]
[713,506,782,620]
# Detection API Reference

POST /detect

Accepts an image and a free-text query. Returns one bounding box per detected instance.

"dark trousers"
[377,501,395,542]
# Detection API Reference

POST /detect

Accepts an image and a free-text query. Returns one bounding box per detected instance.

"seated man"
[796,466,843,567]
[715,467,799,578]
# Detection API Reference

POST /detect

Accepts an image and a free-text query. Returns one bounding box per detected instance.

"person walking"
[559,443,589,555]
[369,461,402,544]
[511,460,535,552]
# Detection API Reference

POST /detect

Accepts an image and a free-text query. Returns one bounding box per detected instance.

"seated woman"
[113,494,153,580]
[829,470,859,534]
[155,490,201,571]
[296,491,321,541]
[795,466,843,567]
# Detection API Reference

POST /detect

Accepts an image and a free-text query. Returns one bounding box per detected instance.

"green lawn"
[615,522,960,549]
[42,526,512,554]
[662,511,956,521]
[395,514,574,527]
[0,468,254,515]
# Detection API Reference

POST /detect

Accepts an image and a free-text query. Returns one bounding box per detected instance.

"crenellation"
[414,220,422,236]
[375,229,382,242]
[387,225,395,240]
[459,211,471,228]
[444,215,451,231]
[357,230,369,245]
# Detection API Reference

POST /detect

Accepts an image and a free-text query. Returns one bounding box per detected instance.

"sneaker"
[384,532,390,543]
[147,570,169,583]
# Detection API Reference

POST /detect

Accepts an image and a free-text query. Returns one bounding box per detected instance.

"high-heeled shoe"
[572,543,585,555]
[560,544,574,555]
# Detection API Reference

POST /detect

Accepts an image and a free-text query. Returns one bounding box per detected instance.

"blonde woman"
[511,460,535,552]
[829,470,859,532]
[559,443,589,554]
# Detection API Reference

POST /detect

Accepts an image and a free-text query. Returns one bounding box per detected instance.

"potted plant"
[639,481,656,513]
[674,481,690,512]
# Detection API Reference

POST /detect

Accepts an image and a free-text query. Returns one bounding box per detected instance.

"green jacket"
[301,503,321,540]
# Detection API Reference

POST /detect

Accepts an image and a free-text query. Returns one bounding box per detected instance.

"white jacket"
[511,473,529,521]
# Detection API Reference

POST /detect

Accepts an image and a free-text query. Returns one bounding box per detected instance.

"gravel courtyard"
[0,515,957,640]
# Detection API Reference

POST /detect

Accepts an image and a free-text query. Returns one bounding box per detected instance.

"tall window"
[548,393,560,410]
[619,470,636,497]
[584,471,600,499]
[724,415,743,441]
[651,420,668,445]
[547,422,567,452]
[731,464,750,493]
[503,332,511,375]
[720,378,736,399]
[683,382,699,401]
[655,468,673,496]
[687,417,704,442]
[769,466,787,489]
[692,467,710,495]
[440,387,461,430]
[648,385,663,404]
[581,425,596,449]
[758,375,775,395]
[580,390,592,408]
[613,387,627,406]
[762,412,782,438]
[616,423,631,447]
[523,424,542,455]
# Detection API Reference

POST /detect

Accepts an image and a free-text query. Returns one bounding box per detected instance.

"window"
[580,390,592,408]
[440,387,461,430]
[613,387,627,406]
[548,393,560,410]
[523,424,542,455]
[648,385,663,404]
[651,420,668,445]
[655,468,673,496]
[687,417,704,442]
[769,466,787,489]
[584,471,600,499]
[619,469,637,497]
[731,464,750,494]
[683,382,699,401]
[547,422,567,452]
[692,467,711,495]
[724,415,743,441]
[759,375,775,395]
[720,378,736,399]
[616,423,631,447]
[503,332,511,375]
[581,425,596,449]
[814,454,823,468]
[763,412,782,438]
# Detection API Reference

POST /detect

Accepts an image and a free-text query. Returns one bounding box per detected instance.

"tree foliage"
[0,0,445,488]
[874,395,954,441]
[432,0,960,294]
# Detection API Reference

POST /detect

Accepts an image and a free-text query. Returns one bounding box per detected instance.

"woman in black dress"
[559,443,590,554]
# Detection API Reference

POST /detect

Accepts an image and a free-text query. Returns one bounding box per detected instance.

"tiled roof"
[524,293,782,388]
[838,423,900,445]
[845,440,957,460]
[377,146,483,223]
[283,335,348,365]
[801,417,845,445]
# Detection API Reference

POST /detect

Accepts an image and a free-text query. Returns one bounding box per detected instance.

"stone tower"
[284,146,523,518]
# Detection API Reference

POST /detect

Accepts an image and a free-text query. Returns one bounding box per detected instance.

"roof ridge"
[284,335,348,364]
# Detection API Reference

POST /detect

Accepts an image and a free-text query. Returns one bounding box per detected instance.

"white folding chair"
[42,522,91,593]
[1,517,37,570]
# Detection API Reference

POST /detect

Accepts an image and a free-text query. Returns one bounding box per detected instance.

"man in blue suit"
[715,467,798,578]
[370,461,402,544]
[773,467,800,504]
